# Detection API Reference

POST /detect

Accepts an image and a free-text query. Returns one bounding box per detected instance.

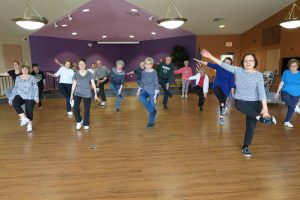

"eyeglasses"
[290,65,298,68]
[244,60,255,63]
[145,62,153,65]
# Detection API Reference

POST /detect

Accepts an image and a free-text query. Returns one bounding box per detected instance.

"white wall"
[0,33,31,72]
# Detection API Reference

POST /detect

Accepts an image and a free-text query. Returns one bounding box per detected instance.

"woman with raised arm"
[70,58,99,130]
[47,58,74,117]
[275,59,300,128]
[9,64,39,132]
[0,61,21,98]
[195,57,235,125]
[198,49,276,157]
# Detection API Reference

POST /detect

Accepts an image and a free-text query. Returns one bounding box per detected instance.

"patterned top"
[9,75,39,102]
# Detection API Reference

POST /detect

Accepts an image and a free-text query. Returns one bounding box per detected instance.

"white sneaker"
[27,123,32,132]
[185,95,188,99]
[76,120,83,130]
[20,118,30,126]
[84,126,89,130]
[295,106,300,114]
[181,95,184,99]
[284,122,294,128]
[68,112,73,116]
[101,101,106,106]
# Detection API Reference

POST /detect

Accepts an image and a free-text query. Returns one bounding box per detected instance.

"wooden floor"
[0,94,300,200]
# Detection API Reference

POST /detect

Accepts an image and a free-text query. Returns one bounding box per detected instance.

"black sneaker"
[259,116,276,124]
[241,146,252,157]
[116,108,120,112]
[199,107,203,112]
[147,123,154,128]
[163,105,168,110]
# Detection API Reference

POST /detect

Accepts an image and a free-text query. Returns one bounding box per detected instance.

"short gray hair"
[116,60,125,67]
[144,57,154,64]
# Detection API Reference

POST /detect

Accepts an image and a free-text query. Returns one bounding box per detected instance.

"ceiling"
[0,0,296,41]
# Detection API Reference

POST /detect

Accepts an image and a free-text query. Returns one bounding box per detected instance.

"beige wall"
[0,33,31,72]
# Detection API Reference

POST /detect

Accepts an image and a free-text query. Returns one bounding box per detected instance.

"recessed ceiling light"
[72,32,77,35]
[129,35,134,38]
[102,35,107,38]
[82,9,90,12]
[151,32,157,35]
[61,24,68,27]
[131,8,138,12]
[219,25,226,28]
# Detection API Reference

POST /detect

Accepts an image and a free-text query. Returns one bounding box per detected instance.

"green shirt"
[157,62,174,83]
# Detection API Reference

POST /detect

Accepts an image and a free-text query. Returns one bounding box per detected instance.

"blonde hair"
[144,57,154,64]
[184,60,189,65]
[116,60,125,67]
[21,64,31,72]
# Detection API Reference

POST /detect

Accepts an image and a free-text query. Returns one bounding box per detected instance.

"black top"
[31,71,46,89]
[134,67,144,81]
[7,70,21,83]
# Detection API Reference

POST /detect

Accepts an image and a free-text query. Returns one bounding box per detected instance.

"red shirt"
[198,75,204,87]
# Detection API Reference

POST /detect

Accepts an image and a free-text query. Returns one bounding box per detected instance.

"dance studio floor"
[0,94,300,200]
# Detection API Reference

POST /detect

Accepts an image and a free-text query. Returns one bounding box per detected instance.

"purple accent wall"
[30,35,196,82]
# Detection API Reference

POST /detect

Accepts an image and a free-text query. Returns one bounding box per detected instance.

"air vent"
[212,17,225,22]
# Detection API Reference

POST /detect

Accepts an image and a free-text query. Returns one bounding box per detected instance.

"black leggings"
[193,86,205,109]
[73,95,92,126]
[235,100,262,147]
[59,83,72,112]
[213,87,227,114]
[12,95,35,121]
[98,78,109,101]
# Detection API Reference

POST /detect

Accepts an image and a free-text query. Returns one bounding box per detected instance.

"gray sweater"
[139,70,159,95]
[9,75,39,102]
[94,66,111,80]
[73,71,94,98]
[221,62,266,101]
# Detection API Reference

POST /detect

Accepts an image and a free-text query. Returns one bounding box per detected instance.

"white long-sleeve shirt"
[188,73,209,94]
[54,67,74,84]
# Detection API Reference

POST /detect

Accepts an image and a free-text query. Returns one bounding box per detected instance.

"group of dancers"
[1,49,300,157]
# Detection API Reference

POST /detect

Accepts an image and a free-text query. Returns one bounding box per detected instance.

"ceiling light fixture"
[68,14,73,21]
[102,35,107,38]
[61,24,68,27]
[72,32,77,35]
[279,3,300,29]
[82,9,90,12]
[151,32,157,35]
[11,0,48,30]
[157,0,187,29]
[131,8,138,12]
[129,35,135,38]
[219,25,226,28]
[97,41,139,45]
[54,22,58,28]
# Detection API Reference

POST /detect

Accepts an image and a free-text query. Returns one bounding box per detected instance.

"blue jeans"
[139,89,156,124]
[159,79,172,106]
[110,83,123,109]
[281,91,300,122]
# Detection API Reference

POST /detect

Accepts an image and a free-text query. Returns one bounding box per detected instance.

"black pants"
[159,78,172,106]
[98,78,109,102]
[213,87,227,114]
[38,88,43,107]
[235,100,262,146]
[59,83,72,112]
[12,95,35,121]
[73,95,92,126]
[193,86,205,109]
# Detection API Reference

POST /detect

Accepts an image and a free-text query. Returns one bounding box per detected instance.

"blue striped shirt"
[221,63,266,101]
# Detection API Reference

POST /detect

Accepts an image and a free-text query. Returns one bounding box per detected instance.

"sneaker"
[199,107,203,112]
[241,146,252,157]
[185,95,188,99]
[84,126,89,130]
[221,106,227,116]
[163,105,168,110]
[295,106,300,114]
[38,106,42,110]
[219,118,225,125]
[284,121,294,128]
[181,95,184,99]
[67,112,73,117]
[20,118,30,126]
[101,101,106,106]
[259,116,276,124]
[76,120,83,130]
[27,123,32,132]
[146,123,154,128]
[168,93,173,98]
[116,108,120,112]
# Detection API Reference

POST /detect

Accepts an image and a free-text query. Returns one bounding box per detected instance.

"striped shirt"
[221,62,266,101]
[9,75,39,102]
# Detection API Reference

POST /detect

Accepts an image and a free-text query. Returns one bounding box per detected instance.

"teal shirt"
[157,62,174,83]
[282,70,300,96]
